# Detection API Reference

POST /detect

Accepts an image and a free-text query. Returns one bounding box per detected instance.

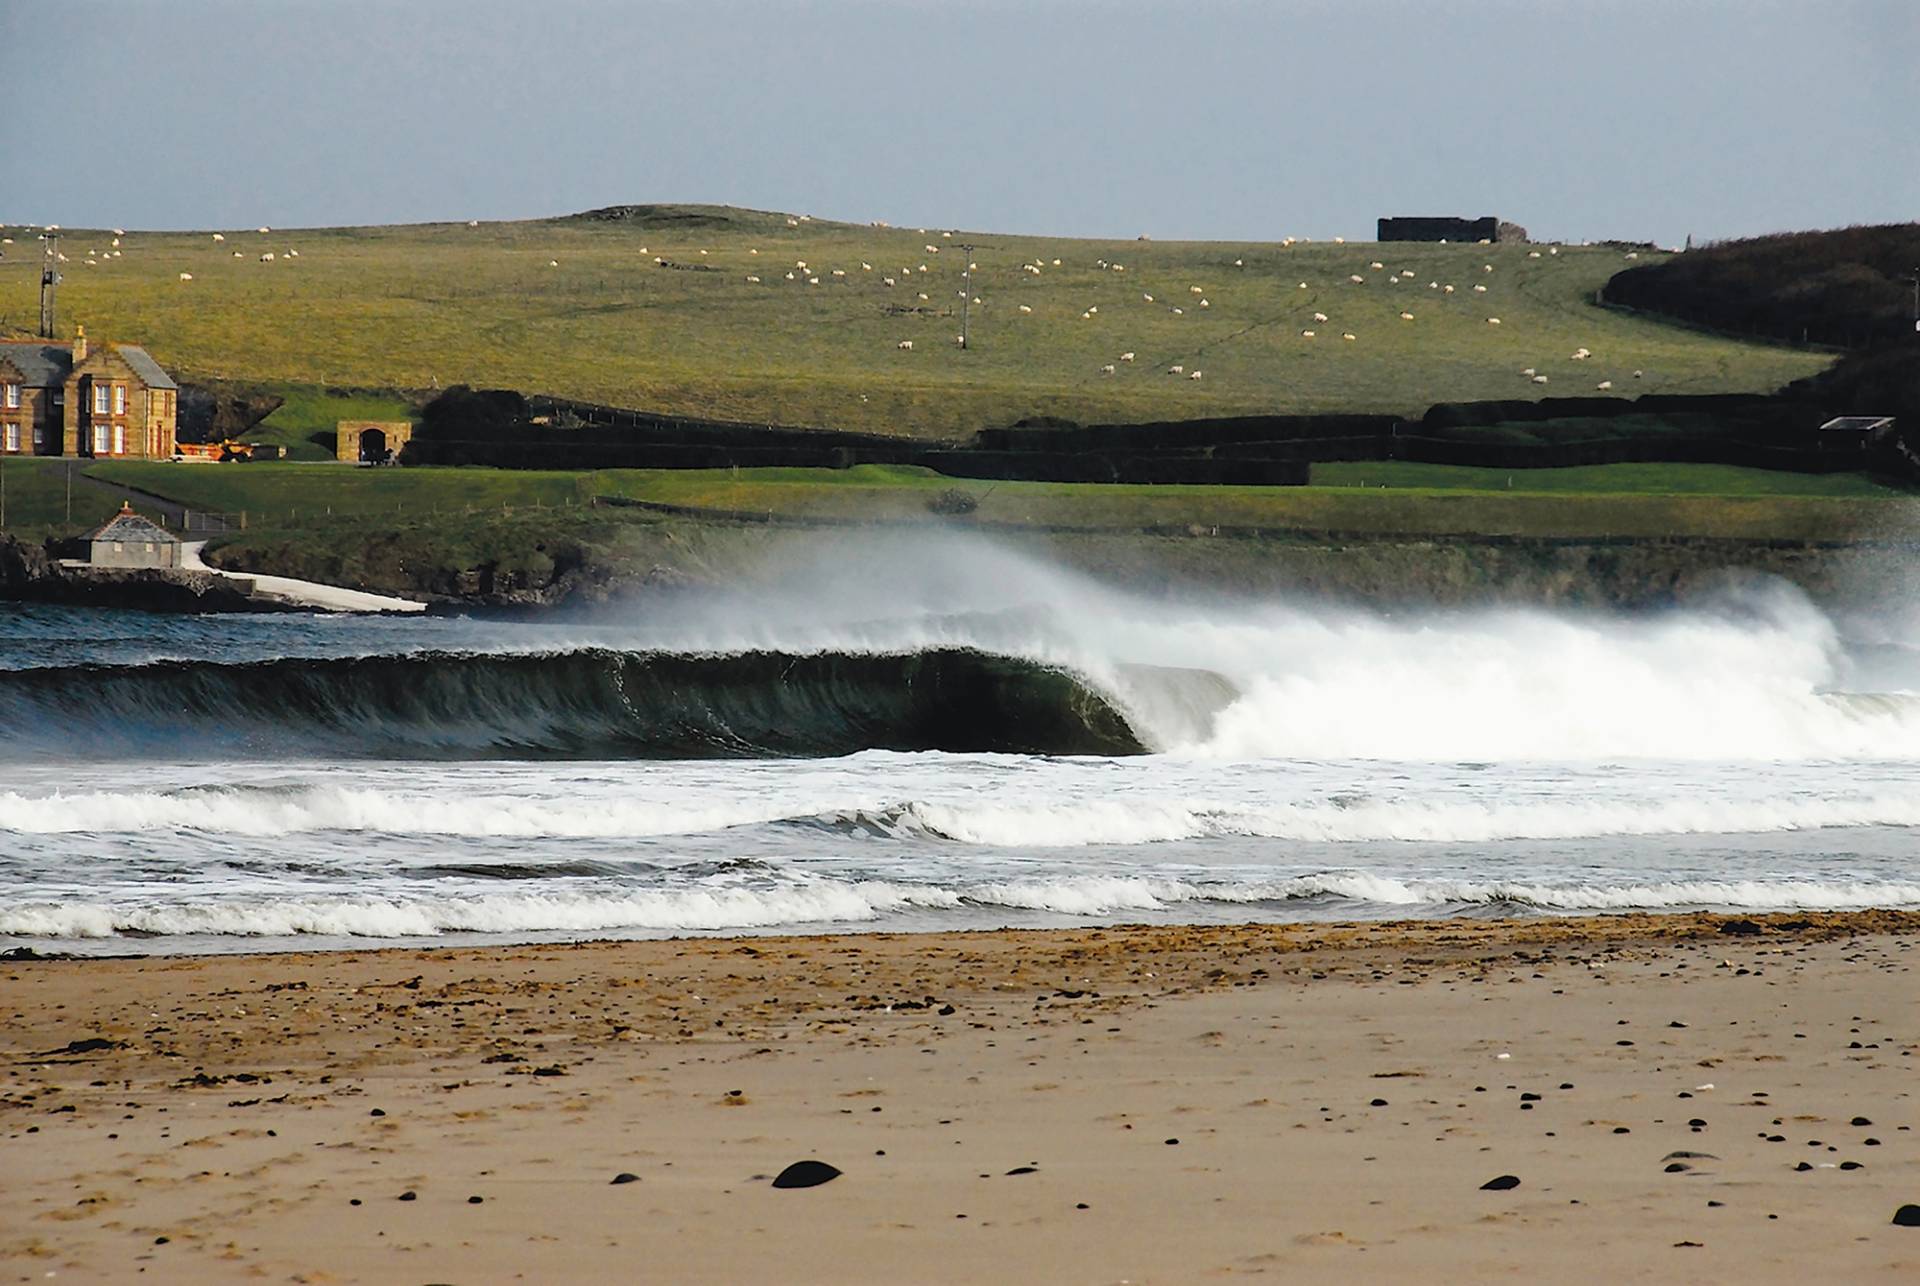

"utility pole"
[1911,267,1918,333]
[39,234,59,339]
[958,244,975,350]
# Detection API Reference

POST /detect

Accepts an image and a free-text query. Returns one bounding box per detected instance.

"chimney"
[72,324,87,362]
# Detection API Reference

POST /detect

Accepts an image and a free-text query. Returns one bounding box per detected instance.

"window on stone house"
[94,423,110,454]
[112,423,125,454]
[112,542,124,553]
[3,423,18,452]
[113,385,127,416]
[93,384,109,415]
[2,383,18,409]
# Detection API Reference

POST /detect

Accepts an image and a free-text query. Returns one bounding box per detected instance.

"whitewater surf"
[4,534,1918,954]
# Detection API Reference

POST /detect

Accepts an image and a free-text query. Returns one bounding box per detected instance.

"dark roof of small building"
[1819,415,1894,432]
[0,341,74,386]
[85,504,179,545]
[116,345,177,390]
[0,340,177,390]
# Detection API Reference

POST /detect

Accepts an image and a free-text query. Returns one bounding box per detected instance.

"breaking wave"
[6,874,1917,942]
[0,647,1164,760]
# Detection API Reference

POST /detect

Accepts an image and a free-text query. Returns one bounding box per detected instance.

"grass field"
[0,205,1833,440]
[0,458,128,537]
[0,458,1881,547]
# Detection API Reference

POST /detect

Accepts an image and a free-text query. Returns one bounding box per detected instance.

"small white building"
[86,502,180,569]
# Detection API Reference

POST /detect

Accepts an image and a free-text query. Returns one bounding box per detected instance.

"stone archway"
[336,420,413,464]
[359,427,388,463]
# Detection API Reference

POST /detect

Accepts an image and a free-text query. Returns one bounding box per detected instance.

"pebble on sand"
[772,1160,842,1189]
[1481,1175,1521,1191]
[1893,1205,1920,1227]
[610,1173,640,1185]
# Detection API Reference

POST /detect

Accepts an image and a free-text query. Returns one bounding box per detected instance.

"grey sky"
[6,0,1915,245]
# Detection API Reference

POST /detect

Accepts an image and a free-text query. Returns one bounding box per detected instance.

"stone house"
[84,502,180,569]
[0,325,179,459]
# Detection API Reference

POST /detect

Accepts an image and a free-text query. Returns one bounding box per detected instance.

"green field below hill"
[0,205,1832,440]
[32,458,1905,548]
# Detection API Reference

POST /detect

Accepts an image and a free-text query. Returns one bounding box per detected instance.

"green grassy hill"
[0,205,1831,439]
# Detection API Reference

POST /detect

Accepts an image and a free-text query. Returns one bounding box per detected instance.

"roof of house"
[85,503,180,545]
[0,340,177,390]
[117,345,177,390]
[0,341,75,386]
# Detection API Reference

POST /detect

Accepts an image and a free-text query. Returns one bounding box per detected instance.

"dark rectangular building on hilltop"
[1378,216,1508,243]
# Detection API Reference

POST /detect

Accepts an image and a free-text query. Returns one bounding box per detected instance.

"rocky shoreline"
[0,535,290,614]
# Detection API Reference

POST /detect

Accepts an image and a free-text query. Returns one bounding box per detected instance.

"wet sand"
[3,911,1917,1283]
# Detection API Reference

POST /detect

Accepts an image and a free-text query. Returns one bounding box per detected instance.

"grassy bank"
[1,206,1832,439]
[0,458,132,537]
[50,458,1912,547]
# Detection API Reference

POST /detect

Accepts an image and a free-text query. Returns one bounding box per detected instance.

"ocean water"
[3,534,1917,955]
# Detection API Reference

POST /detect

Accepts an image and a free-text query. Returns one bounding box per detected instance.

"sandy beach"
[3,911,1916,1283]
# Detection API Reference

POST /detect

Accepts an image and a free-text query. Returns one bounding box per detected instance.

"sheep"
[1233,258,1244,267]
[1442,284,1455,294]
[1528,250,1542,258]
[861,262,872,271]
[1199,298,1210,308]
[917,293,930,301]
[745,275,761,283]
[1521,367,1537,377]
[796,260,807,269]
[1624,251,1639,260]
[956,335,967,345]
[1531,374,1549,384]
[1169,365,1185,375]
[1487,317,1502,325]
[1596,380,1614,390]
[941,230,952,238]
[1633,369,1644,379]
[1399,311,1414,320]
[1484,264,1495,272]
[1299,282,1309,289]
[257,226,270,233]
[750,248,759,255]
[831,268,846,277]
[925,244,938,253]
[1018,304,1033,314]
[1301,329,1316,339]
[1312,312,1328,323]
[260,252,275,261]
[468,219,479,227]
[548,259,559,267]
[897,340,914,350]
[111,237,120,247]
[232,251,242,258]
[785,271,796,280]
[786,217,800,227]
[1189,370,1203,380]
[1342,332,1356,341]
[112,228,124,236]
[1473,284,1488,292]
[1087,305,1098,314]
[698,249,708,256]
[1401,270,1415,279]
[1082,311,1094,320]
[883,276,896,287]
[287,249,298,257]
[1349,274,1365,284]
[1052,258,1062,266]
[1189,285,1203,295]
[1119,352,1136,362]
[1100,364,1116,375]
[1171,307,1184,315]
[212,233,224,241]
[1570,348,1591,360]
[178,272,193,281]
[1370,261,1385,270]
[1428,281,1439,289]
[1143,293,1154,302]
[1333,236,1346,244]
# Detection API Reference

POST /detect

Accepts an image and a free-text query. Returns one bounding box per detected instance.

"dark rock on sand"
[610,1173,640,1185]
[398,1190,418,1200]
[1481,1175,1521,1191]
[1893,1204,1920,1227]
[1719,919,1765,935]
[771,1160,842,1190]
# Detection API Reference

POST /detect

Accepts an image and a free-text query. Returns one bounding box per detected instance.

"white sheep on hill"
[1487,317,1501,325]
[1189,370,1203,380]
[1301,330,1316,338]
[1168,365,1185,375]
[178,272,193,281]
[1119,352,1135,362]
[1342,332,1356,341]
[1018,304,1033,314]
[1312,312,1328,323]
[1100,364,1116,375]
[897,340,914,350]
[1596,380,1613,390]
